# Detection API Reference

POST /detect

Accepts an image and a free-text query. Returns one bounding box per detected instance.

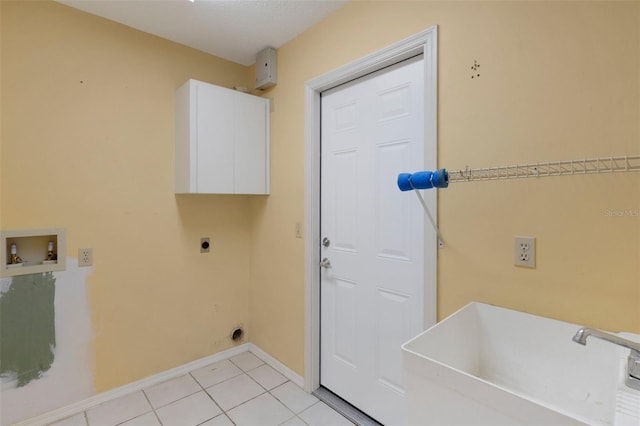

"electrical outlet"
[200,237,210,253]
[514,236,535,268]
[78,248,93,267]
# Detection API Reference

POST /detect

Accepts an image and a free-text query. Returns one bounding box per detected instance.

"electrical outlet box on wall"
[514,236,536,268]
[1,228,66,277]
[255,47,277,90]
[78,248,93,267]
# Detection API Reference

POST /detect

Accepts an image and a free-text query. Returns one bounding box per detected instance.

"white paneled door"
[320,55,426,425]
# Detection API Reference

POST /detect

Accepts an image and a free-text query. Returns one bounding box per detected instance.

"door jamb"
[303,26,438,392]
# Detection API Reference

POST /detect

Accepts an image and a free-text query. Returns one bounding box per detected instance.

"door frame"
[303,26,438,393]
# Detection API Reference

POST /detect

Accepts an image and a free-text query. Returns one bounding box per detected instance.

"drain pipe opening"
[231,327,244,342]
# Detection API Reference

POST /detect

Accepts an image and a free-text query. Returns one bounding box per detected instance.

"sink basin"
[402,302,640,425]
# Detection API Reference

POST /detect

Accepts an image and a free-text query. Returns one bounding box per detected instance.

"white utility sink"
[402,302,640,425]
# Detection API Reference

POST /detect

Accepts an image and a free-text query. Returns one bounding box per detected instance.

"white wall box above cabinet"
[175,79,270,194]
[1,228,66,277]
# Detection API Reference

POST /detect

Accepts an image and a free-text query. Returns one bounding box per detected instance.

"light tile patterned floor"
[47,351,352,426]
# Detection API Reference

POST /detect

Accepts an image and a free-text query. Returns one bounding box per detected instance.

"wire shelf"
[448,155,640,183]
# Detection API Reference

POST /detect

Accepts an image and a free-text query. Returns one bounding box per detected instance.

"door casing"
[303,26,438,393]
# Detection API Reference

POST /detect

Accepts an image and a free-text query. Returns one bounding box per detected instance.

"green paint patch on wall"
[0,272,56,387]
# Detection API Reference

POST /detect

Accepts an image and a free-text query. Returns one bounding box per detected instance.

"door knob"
[320,258,332,269]
[322,237,330,247]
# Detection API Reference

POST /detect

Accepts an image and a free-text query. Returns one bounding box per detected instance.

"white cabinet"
[175,79,269,194]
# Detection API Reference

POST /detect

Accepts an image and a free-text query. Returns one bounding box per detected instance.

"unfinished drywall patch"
[0,258,94,425]
[0,272,56,387]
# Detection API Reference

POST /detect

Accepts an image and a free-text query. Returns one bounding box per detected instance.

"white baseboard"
[10,343,260,426]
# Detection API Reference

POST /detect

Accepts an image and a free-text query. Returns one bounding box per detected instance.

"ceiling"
[56,0,348,66]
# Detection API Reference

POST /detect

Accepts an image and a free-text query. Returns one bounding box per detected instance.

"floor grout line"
[140,389,164,426]
[184,369,230,426]
[145,386,203,411]
[197,378,225,417]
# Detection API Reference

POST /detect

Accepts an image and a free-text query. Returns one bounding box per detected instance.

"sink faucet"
[573,327,640,391]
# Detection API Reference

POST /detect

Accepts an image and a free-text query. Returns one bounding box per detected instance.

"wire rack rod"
[448,155,640,183]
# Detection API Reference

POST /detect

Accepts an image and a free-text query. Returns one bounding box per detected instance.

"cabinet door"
[234,93,268,194]
[196,82,234,193]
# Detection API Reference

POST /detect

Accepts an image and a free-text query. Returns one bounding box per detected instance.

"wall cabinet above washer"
[175,79,269,194]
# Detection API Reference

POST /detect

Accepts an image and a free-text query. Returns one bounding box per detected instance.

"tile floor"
[48,352,353,426]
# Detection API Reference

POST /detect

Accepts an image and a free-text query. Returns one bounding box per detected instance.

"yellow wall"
[250,1,640,375]
[1,0,253,393]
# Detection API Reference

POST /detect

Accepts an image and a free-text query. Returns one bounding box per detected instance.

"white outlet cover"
[514,236,535,268]
[78,248,93,267]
